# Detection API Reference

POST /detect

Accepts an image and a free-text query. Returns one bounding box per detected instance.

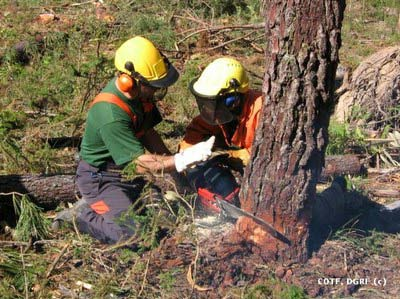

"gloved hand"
[227,148,250,166]
[174,136,215,172]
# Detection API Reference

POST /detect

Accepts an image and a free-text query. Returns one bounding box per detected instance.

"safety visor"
[194,95,234,125]
[190,78,235,125]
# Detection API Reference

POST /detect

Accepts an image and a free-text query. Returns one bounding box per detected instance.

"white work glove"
[174,136,215,172]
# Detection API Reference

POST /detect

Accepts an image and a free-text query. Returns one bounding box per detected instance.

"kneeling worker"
[53,36,215,245]
[179,57,263,213]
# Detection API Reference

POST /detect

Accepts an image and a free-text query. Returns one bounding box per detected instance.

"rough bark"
[238,0,346,262]
[0,174,77,209]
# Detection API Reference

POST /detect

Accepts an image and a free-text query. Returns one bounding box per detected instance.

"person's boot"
[51,199,89,230]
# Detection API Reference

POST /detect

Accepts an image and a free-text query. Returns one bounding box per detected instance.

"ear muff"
[117,74,135,92]
[224,95,238,107]
[223,78,241,107]
[117,61,136,92]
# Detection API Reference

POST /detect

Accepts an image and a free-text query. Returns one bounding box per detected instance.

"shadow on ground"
[308,177,400,253]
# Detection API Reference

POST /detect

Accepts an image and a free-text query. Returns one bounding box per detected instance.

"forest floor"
[2,174,398,298]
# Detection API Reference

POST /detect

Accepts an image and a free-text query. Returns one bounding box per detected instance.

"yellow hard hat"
[190,57,249,97]
[114,36,179,88]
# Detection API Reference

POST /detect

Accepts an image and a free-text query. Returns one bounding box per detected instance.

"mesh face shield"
[190,77,244,125]
[195,95,235,125]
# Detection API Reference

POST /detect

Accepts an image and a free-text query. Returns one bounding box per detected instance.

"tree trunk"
[238,0,346,262]
[0,174,77,209]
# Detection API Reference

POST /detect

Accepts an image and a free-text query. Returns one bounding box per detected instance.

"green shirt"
[80,78,162,167]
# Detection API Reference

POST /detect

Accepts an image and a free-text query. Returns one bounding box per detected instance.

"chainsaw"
[215,196,291,246]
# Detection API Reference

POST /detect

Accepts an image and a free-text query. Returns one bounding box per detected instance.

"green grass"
[341,0,400,68]
[244,278,308,299]
[0,247,49,298]
[158,268,181,291]
[333,228,400,258]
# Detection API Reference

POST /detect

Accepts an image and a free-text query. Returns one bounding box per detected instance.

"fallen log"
[0,172,189,210]
[320,154,366,181]
[0,155,366,209]
[364,168,400,198]
[0,174,77,209]
[369,189,400,198]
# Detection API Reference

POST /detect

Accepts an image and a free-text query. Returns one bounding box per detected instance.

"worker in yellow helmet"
[53,36,215,246]
[179,57,263,213]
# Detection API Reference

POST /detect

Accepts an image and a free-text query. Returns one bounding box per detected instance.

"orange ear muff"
[118,74,135,92]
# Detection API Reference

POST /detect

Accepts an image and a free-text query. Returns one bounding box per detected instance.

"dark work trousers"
[75,160,146,245]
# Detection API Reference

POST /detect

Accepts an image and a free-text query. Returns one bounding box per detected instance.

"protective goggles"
[139,79,168,101]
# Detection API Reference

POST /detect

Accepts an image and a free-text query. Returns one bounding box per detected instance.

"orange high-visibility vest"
[90,92,149,138]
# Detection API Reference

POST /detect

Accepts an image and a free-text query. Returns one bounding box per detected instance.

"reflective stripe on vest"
[90,93,145,137]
